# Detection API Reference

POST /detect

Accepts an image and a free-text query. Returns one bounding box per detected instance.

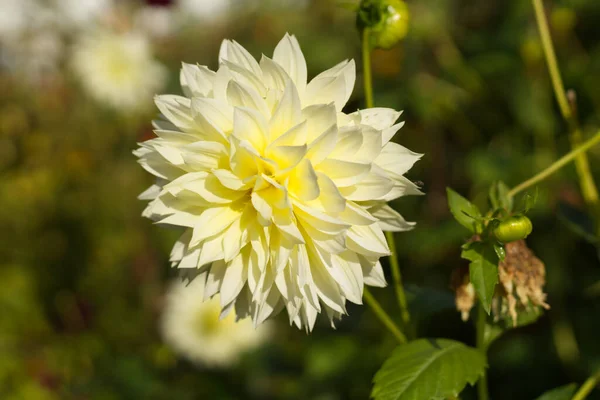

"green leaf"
[534,383,577,400]
[461,242,499,314]
[372,338,486,400]
[519,189,538,213]
[446,188,482,233]
[483,307,545,348]
[489,181,512,212]
[493,243,506,261]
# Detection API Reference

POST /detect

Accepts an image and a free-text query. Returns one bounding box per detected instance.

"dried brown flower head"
[452,240,550,324]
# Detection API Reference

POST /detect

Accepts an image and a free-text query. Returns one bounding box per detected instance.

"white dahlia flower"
[136,33,422,331]
[71,30,167,111]
[161,277,271,367]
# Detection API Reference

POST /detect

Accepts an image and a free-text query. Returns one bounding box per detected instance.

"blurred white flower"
[54,0,114,28]
[71,30,167,111]
[136,34,422,331]
[178,0,231,21]
[135,6,175,39]
[161,277,272,367]
[0,0,32,40]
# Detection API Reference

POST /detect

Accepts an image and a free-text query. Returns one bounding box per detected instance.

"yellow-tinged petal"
[232,106,269,152]
[269,81,302,141]
[288,159,319,201]
[137,33,422,331]
[315,158,371,187]
[226,80,270,119]
[190,205,243,247]
[220,248,249,307]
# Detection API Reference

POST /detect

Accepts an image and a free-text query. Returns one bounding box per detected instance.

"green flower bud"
[493,215,533,244]
[357,0,410,50]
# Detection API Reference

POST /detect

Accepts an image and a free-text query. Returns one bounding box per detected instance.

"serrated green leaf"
[461,242,499,314]
[446,188,482,233]
[489,181,512,212]
[534,383,577,400]
[372,338,486,400]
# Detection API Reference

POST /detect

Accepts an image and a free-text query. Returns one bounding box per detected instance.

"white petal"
[361,258,387,288]
[346,223,390,257]
[305,59,355,110]
[302,103,338,142]
[180,62,215,98]
[289,159,319,201]
[371,203,416,232]
[260,54,290,91]
[340,165,394,201]
[354,108,402,130]
[233,106,269,152]
[382,121,405,144]
[219,39,262,78]
[220,249,249,307]
[273,33,307,95]
[316,158,371,187]
[375,142,423,178]
[226,80,270,118]
[190,206,243,246]
[204,260,227,300]
[269,81,302,141]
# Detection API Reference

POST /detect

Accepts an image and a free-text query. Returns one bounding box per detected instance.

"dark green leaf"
[493,244,506,261]
[484,307,545,348]
[534,383,577,400]
[489,181,512,212]
[461,242,499,314]
[372,339,486,400]
[446,188,482,233]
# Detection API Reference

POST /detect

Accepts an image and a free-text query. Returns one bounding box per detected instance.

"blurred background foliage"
[1,0,600,399]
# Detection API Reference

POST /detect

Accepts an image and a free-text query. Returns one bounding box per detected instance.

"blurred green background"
[1,0,600,399]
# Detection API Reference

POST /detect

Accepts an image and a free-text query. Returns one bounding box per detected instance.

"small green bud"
[493,215,533,243]
[357,0,409,50]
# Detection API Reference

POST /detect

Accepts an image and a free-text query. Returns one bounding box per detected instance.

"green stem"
[532,0,599,207]
[386,231,412,332]
[572,371,600,400]
[362,28,374,109]
[476,303,489,400]
[508,130,600,198]
[363,287,407,344]
[362,27,413,334]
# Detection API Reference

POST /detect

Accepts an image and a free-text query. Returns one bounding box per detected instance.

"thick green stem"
[476,303,489,400]
[362,28,413,334]
[572,371,600,400]
[508,130,600,198]
[363,288,407,344]
[532,0,599,207]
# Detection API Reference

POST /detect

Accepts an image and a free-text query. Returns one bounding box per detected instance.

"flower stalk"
[508,130,600,198]
[363,288,407,344]
[531,0,599,208]
[476,303,489,400]
[572,370,600,400]
[361,27,412,333]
